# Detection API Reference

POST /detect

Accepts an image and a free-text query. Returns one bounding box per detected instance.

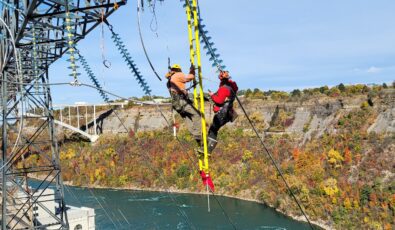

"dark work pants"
[208,111,230,140]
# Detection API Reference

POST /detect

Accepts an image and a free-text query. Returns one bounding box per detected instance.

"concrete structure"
[16,188,95,230]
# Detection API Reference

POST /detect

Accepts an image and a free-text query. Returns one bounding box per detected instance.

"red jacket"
[210,80,238,112]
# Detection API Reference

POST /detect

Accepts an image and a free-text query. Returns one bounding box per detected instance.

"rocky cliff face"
[99,89,395,139]
[43,89,394,230]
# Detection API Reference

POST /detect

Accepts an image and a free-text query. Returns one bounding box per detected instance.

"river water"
[59,185,312,230]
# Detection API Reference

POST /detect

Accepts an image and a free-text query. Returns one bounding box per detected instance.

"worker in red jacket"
[206,71,238,154]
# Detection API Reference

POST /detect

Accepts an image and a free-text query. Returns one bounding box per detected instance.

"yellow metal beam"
[192,0,209,173]
[185,0,209,173]
[185,0,199,109]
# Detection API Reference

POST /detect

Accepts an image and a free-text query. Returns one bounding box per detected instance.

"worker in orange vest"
[165,64,202,145]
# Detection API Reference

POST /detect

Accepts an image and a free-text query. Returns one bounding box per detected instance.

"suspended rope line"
[148,0,159,33]
[80,165,160,229]
[4,78,233,228]
[100,11,111,68]
[172,133,239,229]
[194,18,315,230]
[137,151,197,230]
[107,24,152,95]
[99,193,124,228]
[94,21,200,227]
[105,21,171,127]
[131,1,237,227]
[53,81,191,227]
[235,95,315,229]
[137,0,162,81]
[179,2,316,228]
[208,187,237,229]
[9,77,162,229]
[76,49,129,133]
[87,183,118,228]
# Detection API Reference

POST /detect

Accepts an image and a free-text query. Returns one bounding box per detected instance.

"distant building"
[75,102,88,105]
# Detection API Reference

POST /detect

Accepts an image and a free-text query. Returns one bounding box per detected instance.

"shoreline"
[50,178,331,230]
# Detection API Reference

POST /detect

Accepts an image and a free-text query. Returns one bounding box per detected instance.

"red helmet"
[219,71,230,79]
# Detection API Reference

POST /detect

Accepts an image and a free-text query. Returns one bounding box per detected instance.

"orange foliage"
[344,148,352,164]
[292,148,300,160]
[384,223,392,230]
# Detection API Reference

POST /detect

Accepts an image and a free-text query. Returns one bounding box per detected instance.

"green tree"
[338,83,346,92]
[271,91,289,100]
[245,89,253,98]
[176,164,190,178]
[360,185,372,206]
[328,87,341,97]
[291,89,302,97]
[319,86,329,94]
[253,88,261,95]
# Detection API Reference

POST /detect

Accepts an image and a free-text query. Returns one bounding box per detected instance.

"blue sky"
[50,0,395,104]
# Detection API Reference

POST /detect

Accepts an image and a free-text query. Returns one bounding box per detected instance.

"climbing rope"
[102,22,198,226]
[2,78,234,228]
[235,95,315,229]
[105,20,171,128]
[192,8,315,229]
[132,1,238,227]
[137,0,162,81]
[148,0,159,33]
[76,48,129,133]
[100,11,111,68]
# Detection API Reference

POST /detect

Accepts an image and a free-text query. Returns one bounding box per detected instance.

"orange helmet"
[219,71,230,79]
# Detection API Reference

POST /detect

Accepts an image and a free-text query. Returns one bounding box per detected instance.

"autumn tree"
[344,148,352,164]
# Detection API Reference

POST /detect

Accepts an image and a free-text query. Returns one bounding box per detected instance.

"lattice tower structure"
[0,0,125,228]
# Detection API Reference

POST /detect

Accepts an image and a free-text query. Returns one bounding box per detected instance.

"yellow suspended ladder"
[185,0,214,196]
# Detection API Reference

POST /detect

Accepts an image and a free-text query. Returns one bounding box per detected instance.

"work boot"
[196,137,218,157]
[207,137,218,153]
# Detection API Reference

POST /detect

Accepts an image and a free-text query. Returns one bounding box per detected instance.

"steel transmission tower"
[0,0,125,228]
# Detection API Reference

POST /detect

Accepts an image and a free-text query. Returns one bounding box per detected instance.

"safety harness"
[167,72,194,114]
[214,83,237,122]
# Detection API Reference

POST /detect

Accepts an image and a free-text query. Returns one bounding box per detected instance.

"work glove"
[189,64,196,75]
